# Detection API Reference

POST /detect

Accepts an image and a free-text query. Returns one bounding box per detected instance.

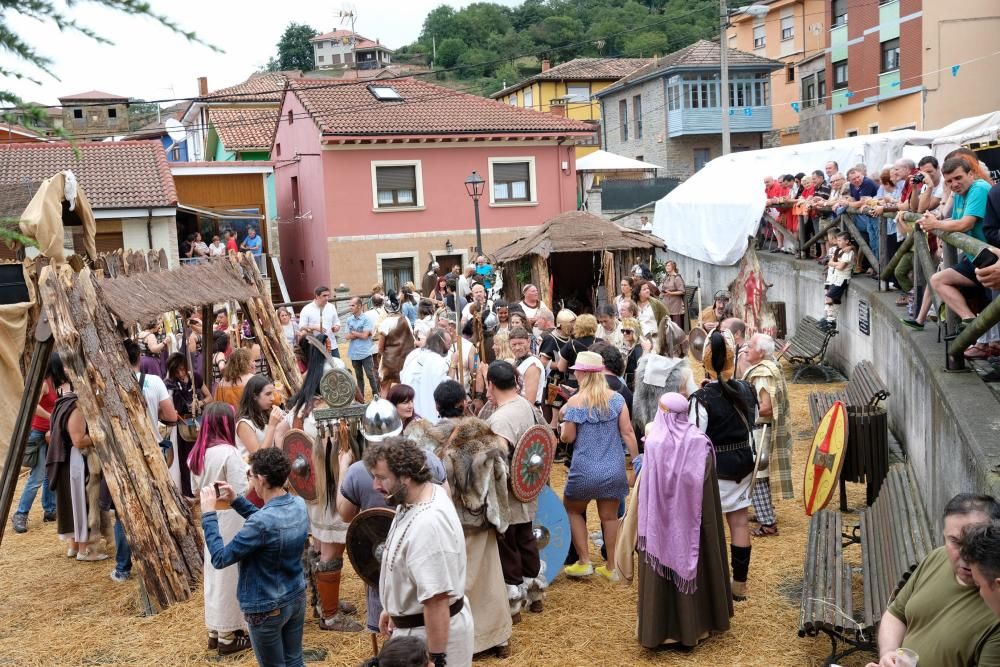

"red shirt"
[226,237,238,254]
[31,381,58,432]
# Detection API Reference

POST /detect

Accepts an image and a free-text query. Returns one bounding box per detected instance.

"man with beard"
[485,361,546,621]
[368,438,474,667]
[337,400,448,635]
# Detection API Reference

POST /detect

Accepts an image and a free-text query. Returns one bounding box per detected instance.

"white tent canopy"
[576,150,662,172]
[653,111,1000,265]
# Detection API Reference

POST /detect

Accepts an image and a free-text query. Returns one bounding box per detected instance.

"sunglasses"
[621,329,634,335]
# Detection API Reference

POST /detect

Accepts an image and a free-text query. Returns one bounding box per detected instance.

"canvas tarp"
[0,263,35,472]
[18,171,97,262]
[653,111,1000,266]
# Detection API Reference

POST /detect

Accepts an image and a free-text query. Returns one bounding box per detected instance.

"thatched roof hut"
[491,210,664,313]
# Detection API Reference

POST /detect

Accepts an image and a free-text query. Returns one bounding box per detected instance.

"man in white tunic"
[370,438,474,667]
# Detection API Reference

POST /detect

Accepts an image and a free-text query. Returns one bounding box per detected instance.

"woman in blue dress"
[559,351,640,581]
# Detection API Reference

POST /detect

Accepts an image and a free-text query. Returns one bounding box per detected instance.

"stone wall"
[666,248,1000,520]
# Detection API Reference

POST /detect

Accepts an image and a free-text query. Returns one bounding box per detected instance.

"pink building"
[272,77,595,298]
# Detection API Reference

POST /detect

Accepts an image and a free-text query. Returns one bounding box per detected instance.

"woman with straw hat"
[689,330,758,601]
[616,392,733,648]
[559,350,640,581]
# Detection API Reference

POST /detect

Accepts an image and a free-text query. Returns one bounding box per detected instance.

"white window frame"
[376,252,419,290]
[370,159,424,212]
[780,13,794,41]
[524,87,534,109]
[487,156,537,208]
[753,25,766,49]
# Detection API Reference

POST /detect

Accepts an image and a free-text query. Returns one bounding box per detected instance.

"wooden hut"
[491,210,664,314]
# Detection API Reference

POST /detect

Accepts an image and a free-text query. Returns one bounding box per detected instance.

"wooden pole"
[842,214,879,272]
[764,213,800,253]
[39,264,203,611]
[881,234,914,281]
[0,315,53,547]
[912,231,942,313]
[202,304,214,390]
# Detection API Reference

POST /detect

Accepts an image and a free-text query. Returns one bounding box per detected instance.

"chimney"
[197,77,208,97]
[549,100,566,117]
[541,59,550,72]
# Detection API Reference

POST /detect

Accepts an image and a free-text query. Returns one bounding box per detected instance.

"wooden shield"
[534,486,570,585]
[803,400,848,516]
[511,425,555,502]
[282,428,317,501]
[320,368,357,408]
[346,507,396,588]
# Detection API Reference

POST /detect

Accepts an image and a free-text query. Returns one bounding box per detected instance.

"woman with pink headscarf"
[616,392,733,649]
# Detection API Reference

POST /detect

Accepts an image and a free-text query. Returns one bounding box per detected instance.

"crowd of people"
[13,191,1000,666]
[762,151,1000,379]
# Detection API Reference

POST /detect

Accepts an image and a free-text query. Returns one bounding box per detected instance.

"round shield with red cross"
[510,425,555,502]
[282,428,317,501]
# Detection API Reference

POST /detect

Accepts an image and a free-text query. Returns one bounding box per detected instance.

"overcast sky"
[1,0,520,106]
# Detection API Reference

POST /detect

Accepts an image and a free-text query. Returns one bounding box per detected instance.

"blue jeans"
[858,214,880,263]
[15,430,55,516]
[114,517,132,574]
[247,596,305,667]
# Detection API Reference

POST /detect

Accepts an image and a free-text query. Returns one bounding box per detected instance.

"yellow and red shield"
[803,400,848,516]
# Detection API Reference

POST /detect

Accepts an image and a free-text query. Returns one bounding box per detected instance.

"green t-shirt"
[888,547,1000,666]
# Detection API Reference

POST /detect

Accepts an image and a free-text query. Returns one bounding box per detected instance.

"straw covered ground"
[0,365,875,666]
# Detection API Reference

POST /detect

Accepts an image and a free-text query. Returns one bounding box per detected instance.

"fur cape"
[428,417,511,533]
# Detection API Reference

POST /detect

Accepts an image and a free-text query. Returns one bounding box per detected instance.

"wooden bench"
[798,463,935,664]
[809,361,891,506]
[786,316,839,383]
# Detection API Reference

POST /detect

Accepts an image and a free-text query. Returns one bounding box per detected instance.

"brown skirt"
[636,456,733,648]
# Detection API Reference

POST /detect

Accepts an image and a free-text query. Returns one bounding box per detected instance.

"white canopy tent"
[653,111,1000,265]
[576,150,661,194]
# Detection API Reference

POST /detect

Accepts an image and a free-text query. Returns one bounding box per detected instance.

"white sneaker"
[76,548,109,562]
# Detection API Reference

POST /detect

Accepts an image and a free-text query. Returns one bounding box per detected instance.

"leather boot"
[314,568,363,632]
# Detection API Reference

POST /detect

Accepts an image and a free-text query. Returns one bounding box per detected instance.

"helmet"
[361,399,403,442]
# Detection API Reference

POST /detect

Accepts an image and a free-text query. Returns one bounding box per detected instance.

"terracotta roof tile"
[492,58,652,98]
[210,107,279,151]
[289,77,597,137]
[0,140,177,210]
[205,72,302,104]
[598,40,783,97]
[58,90,128,101]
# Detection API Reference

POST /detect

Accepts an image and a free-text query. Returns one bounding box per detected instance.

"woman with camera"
[200,446,310,666]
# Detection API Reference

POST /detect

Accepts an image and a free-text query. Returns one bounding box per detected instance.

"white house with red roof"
[272,77,595,297]
[0,140,179,263]
[310,29,393,72]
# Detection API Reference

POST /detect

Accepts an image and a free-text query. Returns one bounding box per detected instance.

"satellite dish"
[164,118,186,144]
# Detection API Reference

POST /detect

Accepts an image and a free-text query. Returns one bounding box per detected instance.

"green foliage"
[1,1,217,139]
[407,0,718,93]
[269,22,318,72]
[436,37,468,69]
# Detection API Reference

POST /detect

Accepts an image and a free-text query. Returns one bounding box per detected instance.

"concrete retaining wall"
[667,249,1000,519]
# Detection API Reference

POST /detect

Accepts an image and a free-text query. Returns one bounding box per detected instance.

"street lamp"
[445,238,453,254]
[464,171,485,255]
[720,2,769,155]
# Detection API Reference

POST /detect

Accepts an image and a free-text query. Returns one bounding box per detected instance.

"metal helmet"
[361,399,403,442]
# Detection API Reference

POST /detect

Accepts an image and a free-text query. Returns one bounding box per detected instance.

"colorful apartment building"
[492,58,651,157]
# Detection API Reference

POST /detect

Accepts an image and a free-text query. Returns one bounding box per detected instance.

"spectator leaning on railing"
[920,157,992,334]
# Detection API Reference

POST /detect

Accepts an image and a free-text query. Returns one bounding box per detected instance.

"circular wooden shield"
[282,428,317,501]
[320,368,357,408]
[803,400,848,517]
[346,507,396,588]
[534,486,570,585]
[511,425,555,502]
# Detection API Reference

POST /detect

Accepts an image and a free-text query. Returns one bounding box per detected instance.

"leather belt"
[391,599,464,629]
[714,440,750,453]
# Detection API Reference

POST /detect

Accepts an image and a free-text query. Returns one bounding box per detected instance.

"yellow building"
[726,0,827,146]
[491,57,651,157]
